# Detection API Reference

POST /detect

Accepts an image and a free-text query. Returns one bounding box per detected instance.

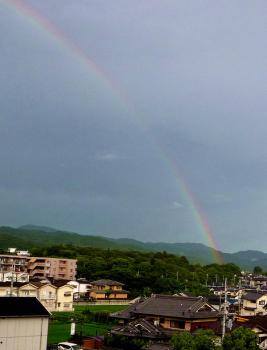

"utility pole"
[222,278,227,340]
[10,263,14,297]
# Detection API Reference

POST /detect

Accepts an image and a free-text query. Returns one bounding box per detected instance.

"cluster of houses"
[3,247,267,350]
[109,290,267,349]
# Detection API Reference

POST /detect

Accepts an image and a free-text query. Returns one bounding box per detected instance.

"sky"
[0,0,266,252]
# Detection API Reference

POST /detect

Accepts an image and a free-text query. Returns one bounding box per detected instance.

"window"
[170,320,185,329]
[64,292,72,297]
[259,300,265,305]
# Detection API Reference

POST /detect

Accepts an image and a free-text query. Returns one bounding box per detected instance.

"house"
[111,294,220,338]
[0,280,74,312]
[241,291,267,316]
[89,279,128,300]
[234,315,267,349]
[54,281,75,311]
[0,297,49,350]
[67,279,92,299]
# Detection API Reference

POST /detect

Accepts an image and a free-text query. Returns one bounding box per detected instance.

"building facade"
[89,279,128,300]
[112,294,220,338]
[0,254,77,281]
[0,281,74,312]
[0,297,49,350]
[27,257,77,280]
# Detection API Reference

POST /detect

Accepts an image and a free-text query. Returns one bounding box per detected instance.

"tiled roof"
[114,295,219,320]
[111,318,167,339]
[0,282,29,288]
[0,297,50,317]
[90,279,124,286]
[243,292,267,301]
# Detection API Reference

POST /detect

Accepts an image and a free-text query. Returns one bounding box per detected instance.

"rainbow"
[165,156,224,264]
[3,0,224,264]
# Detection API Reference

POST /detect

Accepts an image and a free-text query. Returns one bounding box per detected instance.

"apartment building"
[0,254,77,280]
[0,254,29,283]
[27,257,76,280]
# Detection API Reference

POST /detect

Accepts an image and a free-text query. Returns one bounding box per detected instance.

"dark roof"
[0,297,50,317]
[234,315,267,333]
[0,282,29,288]
[111,303,138,319]
[114,295,219,320]
[243,292,267,301]
[90,279,124,286]
[111,318,168,339]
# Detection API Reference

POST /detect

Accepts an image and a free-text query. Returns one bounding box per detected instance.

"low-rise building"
[0,297,49,350]
[112,294,220,338]
[54,281,75,312]
[241,291,267,316]
[67,279,92,299]
[0,280,74,312]
[89,279,128,300]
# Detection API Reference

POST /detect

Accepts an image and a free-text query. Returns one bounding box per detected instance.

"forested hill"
[0,225,267,270]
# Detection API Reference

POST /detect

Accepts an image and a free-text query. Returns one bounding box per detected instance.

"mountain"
[0,225,266,270]
[18,225,58,233]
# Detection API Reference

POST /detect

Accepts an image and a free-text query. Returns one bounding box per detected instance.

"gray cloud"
[0,0,266,251]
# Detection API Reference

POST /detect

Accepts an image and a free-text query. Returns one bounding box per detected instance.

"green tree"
[171,332,196,350]
[194,330,217,350]
[222,327,260,350]
[253,266,263,275]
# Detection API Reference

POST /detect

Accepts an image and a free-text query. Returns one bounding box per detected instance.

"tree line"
[32,244,241,297]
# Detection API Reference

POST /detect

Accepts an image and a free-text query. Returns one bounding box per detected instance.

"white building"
[67,279,91,298]
[0,297,49,350]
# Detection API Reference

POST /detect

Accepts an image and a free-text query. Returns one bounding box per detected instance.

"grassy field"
[48,322,111,344]
[48,304,127,345]
[74,304,127,313]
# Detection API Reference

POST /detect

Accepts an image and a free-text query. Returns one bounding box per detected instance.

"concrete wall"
[0,317,48,350]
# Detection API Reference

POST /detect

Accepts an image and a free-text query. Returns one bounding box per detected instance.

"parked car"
[57,342,83,350]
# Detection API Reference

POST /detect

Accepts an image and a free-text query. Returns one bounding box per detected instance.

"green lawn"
[48,322,111,344]
[48,304,127,344]
[74,304,127,313]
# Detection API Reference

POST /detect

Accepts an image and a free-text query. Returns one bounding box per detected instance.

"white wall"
[0,317,48,350]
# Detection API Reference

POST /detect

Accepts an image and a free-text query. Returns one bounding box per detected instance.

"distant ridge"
[18,224,58,233]
[0,225,266,270]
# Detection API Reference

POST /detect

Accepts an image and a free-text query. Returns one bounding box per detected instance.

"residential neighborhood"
[3,245,267,349]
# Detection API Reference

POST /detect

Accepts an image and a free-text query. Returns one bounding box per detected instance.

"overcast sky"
[0,0,266,252]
